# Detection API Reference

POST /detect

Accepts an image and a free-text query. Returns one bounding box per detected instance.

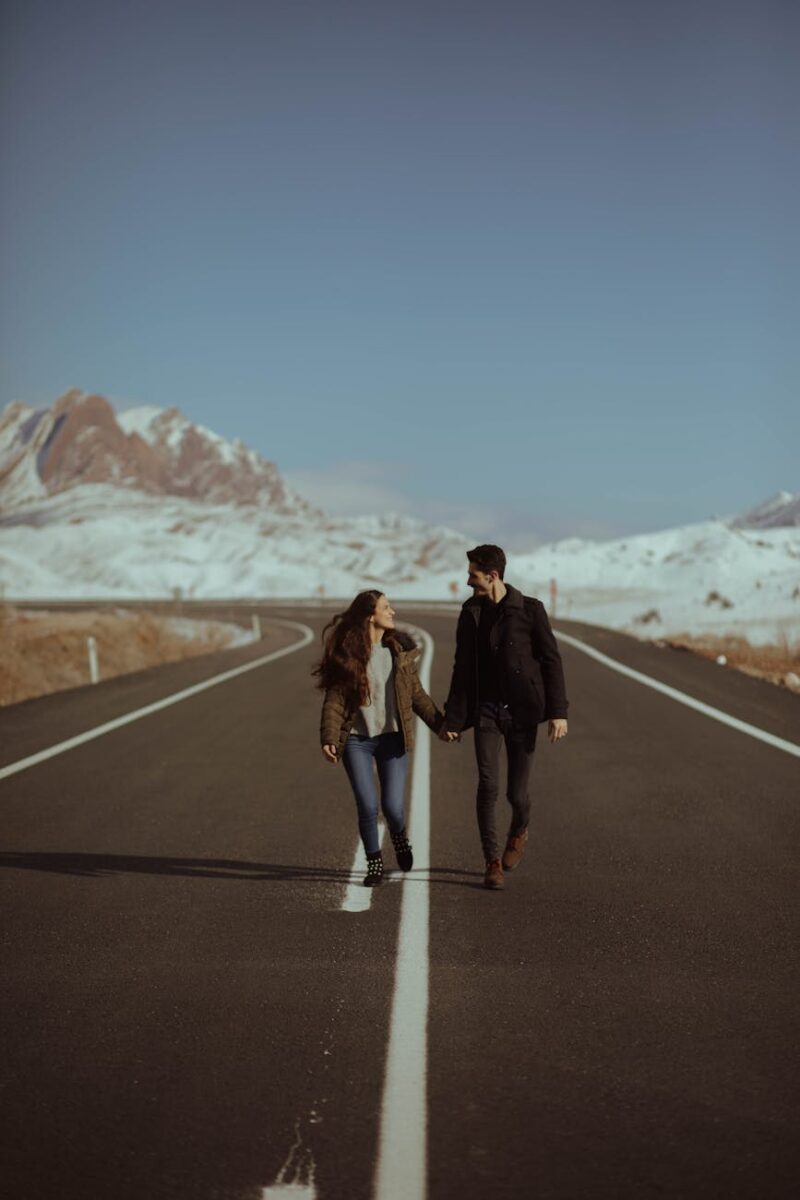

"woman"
[313,590,453,887]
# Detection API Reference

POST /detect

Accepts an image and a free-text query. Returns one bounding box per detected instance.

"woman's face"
[371,594,396,630]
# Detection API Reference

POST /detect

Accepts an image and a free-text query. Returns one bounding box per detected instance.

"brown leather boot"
[502,828,529,871]
[484,858,504,889]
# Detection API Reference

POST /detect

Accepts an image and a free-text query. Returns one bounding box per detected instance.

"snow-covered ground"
[0,483,471,601]
[1,483,798,647]
[510,521,799,647]
[158,615,256,648]
[1,393,797,648]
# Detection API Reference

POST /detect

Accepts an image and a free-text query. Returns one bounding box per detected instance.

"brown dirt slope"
[657,632,800,693]
[0,606,245,706]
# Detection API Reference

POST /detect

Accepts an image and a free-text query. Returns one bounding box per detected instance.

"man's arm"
[443,609,472,731]
[531,600,569,720]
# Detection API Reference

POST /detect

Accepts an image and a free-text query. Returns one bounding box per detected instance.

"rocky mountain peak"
[730,491,800,529]
[0,390,319,516]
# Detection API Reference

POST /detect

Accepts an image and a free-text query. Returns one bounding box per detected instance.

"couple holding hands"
[314,544,569,890]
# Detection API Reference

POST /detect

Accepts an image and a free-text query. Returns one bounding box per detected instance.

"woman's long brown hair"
[312,589,401,708]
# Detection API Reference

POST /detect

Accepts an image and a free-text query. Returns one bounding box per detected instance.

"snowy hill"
[0,391,474,597]
[0,392,798,647]
[508,517,800,647]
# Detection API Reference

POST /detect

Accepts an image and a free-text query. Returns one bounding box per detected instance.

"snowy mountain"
[0,389,316,515]
[731,490,800,529]
[508,519,800,647]
[0,391,798,647]
[0,390,474,595]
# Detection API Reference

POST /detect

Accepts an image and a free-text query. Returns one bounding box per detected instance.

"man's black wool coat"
[444,583,569,733]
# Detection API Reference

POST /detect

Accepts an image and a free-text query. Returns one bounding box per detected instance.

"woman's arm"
[320,685,348,749]
[410,663,445,733]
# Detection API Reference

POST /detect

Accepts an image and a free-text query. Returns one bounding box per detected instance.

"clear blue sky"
[1,0,797,545]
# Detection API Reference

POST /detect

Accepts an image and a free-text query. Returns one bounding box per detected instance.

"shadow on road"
[0,851,482,884]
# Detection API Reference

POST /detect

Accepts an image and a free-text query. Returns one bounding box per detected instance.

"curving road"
[1,604,798,1199]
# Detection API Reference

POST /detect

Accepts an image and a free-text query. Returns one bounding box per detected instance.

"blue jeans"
[342,731,409,855]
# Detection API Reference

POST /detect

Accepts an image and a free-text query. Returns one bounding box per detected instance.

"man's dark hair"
[467,544,506,579]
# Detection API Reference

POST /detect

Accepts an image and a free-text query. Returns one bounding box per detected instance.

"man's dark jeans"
[473,701,538,862]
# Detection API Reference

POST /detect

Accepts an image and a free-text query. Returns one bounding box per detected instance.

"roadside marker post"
[87,636,99,684]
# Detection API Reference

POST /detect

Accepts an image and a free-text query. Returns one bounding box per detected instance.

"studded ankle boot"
[390,829,413,872]
[364,851,384,887]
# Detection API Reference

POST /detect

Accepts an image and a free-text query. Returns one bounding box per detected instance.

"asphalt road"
[1,604,798,1200]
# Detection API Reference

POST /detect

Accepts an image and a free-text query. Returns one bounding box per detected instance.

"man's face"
[467,561,495,596]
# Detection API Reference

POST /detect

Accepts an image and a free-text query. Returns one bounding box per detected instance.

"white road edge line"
[373,622,433,1200]
[556,630,800,759]
[0,619,315,782]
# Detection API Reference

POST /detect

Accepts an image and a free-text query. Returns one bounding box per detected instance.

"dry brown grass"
[659,632,800,692]
[0,608,242,707]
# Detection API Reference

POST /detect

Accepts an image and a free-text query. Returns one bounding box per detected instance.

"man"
[443,544,569,890]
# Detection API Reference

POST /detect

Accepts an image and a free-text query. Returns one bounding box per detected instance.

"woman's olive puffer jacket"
[320,633,444,757]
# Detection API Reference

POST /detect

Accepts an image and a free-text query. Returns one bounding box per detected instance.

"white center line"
[556,630,800,758]
[373,622,433,1200]
[0,619,315,782]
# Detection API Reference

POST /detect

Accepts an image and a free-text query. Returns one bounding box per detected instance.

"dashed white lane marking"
[0,619,315,782]
[373,622,433,1200]
[556,630,800,758]
[262,1188,315,1199]
[341,820,387,913]
[342,837,371,913]
[261,1116,317,1196]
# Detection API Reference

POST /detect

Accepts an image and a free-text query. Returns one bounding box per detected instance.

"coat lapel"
[465,596,481,628]
[466,583,522,636]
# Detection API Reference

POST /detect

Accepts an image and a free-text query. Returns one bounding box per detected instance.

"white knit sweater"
[351,644,400,737]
